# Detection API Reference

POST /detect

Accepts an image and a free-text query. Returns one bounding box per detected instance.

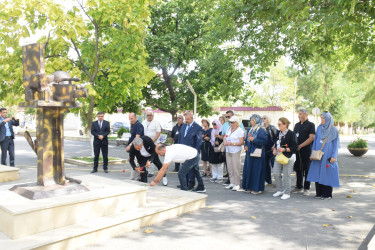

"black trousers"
[294,150,311,190]
[265,153,274,184]
[1,136,15,166]
[315,182,333,198]
[136,155,164,183]
[93,141,108,170]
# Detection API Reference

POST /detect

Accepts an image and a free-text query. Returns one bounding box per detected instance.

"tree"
[0,0,155,134]
[216,0,375,84]
[142,0,246,120]
[295,56,374,127]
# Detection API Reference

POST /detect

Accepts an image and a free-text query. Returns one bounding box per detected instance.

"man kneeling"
[129,137,167,185]
[151,144,206,193]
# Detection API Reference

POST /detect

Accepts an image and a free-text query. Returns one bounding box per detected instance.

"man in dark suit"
[0,108,19,166]
[128,136,166,184]
[91,112,110,173]
[178,112,203,191]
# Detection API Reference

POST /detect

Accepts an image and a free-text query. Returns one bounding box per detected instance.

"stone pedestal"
[0,175,206,249]
[0,165,19,183]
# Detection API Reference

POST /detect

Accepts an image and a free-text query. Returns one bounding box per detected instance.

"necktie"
[99,121,102,129]
[184,124,191,137]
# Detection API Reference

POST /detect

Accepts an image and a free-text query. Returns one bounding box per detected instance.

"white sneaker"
[236,188,246,192]
[215,179,223,184]
[302,189,310,196]
[232,185,240,191]
[281,194,290,200]
[225,184,235,189]
[162,177,168,186]
[273,191,284,197]
[210,178,217,183]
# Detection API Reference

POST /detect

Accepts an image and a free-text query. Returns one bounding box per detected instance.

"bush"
[348,137,368,148]
[117,127,126,138]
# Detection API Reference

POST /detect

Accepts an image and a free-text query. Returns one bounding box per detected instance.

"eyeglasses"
[225,116,230,118]
[212,123,216,125]
[177,117,182,119]
[277,123,283,126]
[146,115,153,117]
[230,121,235,124]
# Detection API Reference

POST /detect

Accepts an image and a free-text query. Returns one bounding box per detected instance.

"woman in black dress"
[209,119,225,183]
[201,118,212,177]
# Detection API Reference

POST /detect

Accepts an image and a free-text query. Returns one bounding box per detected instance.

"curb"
[64,158,127,166]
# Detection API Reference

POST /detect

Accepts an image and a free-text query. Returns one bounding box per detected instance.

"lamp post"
[293,77,297,125]
[186,80,197,119]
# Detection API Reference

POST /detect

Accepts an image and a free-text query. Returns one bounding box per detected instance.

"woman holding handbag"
[307,111,339,199]
[209,119,225,183]
[239,114,268,194]
[272,117,298,200]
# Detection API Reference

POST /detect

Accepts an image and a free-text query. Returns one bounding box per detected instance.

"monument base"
[9,182,89,200]
[0,165,19,183]
[0,175,206,249]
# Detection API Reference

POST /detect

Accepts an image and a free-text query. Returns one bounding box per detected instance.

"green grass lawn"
[108,136,118,140]
[71,156,119,162]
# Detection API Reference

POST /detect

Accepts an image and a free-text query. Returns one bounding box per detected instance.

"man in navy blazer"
[178,112,205,192]
[0,108,19,166]
[91,112,110,173]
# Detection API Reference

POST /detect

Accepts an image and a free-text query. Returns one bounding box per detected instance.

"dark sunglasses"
[225,116,230,118]
[212,123,216,125]
[146,115,153,116]
[230,121,235,124]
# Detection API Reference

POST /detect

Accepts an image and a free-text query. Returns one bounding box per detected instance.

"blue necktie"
[184,124,191,137]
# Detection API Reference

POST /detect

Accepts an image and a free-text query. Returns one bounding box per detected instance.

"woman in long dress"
[307,111,339,200]
[240,114,268,194]
[209,119,225,183]
[200,119,212,177]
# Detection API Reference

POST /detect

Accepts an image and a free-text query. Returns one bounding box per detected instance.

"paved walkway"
[4,135,375,250]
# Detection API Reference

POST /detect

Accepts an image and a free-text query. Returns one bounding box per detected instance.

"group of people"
[91,108,340,200]
[151,109,340,200]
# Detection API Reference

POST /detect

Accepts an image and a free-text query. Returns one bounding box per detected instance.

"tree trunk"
[87,95,95,157]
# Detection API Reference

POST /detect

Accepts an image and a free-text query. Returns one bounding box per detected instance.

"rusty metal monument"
[10,43,89,199]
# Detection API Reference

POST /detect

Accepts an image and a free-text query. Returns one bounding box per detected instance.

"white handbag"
[250,147,262,157]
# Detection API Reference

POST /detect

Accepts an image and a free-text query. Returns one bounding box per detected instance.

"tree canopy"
[0,0,155,131]
[142,0,246,119]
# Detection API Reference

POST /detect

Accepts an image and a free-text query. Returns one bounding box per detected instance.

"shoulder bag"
[250,147,263,157]
[276,153,289,165]
[310,125,333,161]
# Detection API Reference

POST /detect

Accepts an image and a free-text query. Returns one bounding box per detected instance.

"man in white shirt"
[150,144,206,193]
[142,110,162,177]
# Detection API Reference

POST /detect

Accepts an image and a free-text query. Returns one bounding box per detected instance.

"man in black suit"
[0,108,19,166]
[178,112,203,191]
[91,112,110,173]
[128,136,166,184]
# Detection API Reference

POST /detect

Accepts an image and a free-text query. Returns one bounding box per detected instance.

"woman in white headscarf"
[240,114,268,194]
[307,111,339,200]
